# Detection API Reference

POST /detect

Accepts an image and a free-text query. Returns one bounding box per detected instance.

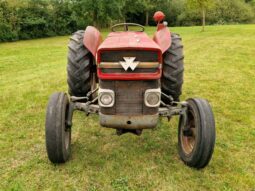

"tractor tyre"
[67,30,95,97]
[161,33,184,102]
[178,98,216,169]
[45,92,71,163]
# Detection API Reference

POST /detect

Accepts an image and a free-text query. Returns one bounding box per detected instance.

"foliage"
[209,0,255,24]
[186,0,215,31]
[75,0,123,28]
[187,0,214,9]
[178,0,255,26]
[18,1,51,39]
[0,1,18,41]
[0,0,255,41]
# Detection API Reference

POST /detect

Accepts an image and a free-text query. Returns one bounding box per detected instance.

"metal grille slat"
[100,80,159,115]
[100,50,158,62]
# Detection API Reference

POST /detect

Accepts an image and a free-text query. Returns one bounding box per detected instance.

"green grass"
[0,25,255,191]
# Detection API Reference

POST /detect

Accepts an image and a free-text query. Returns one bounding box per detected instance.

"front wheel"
[178,98,216,169]
[45,92,71,163]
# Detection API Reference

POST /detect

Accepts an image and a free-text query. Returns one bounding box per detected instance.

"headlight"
[100,93,113,105]
[99,89,115,107]
[147,93,160,105]
[144,88,161,107]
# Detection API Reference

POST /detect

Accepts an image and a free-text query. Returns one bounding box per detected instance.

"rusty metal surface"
[100,80,159,115]
[99,113,159,129]
[100,50,158,62]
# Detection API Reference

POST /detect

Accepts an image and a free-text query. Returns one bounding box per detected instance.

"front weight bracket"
[180,103,189,132]
[66,101,75,128]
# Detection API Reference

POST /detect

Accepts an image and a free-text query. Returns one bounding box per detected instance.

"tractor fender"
[83,26,102,57]
[153,26,171,54]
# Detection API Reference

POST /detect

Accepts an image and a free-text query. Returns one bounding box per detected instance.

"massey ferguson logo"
[119,57,140,71]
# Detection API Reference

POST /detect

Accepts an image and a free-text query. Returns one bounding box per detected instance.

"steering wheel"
[111,23,145,32]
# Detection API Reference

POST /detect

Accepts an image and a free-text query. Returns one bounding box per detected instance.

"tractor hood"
[97,32,161,53]
[96,31,163,81]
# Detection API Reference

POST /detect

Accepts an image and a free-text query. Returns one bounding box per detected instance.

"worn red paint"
[83,26,102,57]
[97,32,161,53]
[97,69,162,80]
[83,12,171,80]
[153,11,165,22]
[97,31,162,80]
[153,27,171,54]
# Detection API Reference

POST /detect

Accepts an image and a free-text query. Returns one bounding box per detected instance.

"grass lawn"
[0,25,255,191]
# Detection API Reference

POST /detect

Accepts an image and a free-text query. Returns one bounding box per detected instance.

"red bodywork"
[97,32,162,80]
[83,26,102,57]
[153,11,165,23]
[153,27,171,54]
[83,20,171,80]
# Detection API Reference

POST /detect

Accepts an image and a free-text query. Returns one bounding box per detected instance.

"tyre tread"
[45,92,71,163]
[178,98,216,169]
[161,33,184,101]
[67,30,92,97]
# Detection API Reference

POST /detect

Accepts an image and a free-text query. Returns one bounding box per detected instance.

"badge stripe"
[119,57,140,71]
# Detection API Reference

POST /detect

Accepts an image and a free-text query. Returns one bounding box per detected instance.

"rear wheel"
[161,33,184,102]
[45,92,71,163]
[178,98,216,169]
[67,30,96,97]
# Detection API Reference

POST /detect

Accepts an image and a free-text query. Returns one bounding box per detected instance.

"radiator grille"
[100,50,158,62]
[100,80,159,115]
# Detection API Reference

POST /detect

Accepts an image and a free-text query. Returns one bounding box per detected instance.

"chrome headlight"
[98,88,115,107]
[144,88,161,107]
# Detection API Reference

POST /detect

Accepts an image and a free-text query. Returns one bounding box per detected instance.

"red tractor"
[45,11,215,169]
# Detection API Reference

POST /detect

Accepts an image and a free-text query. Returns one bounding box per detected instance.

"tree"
[140,0,154,26]
[211,0,255,24]
[133,0,171,26]
[187,0,214,31]
[122,0,144,23]
[77,0,123,28]
[0,1,19,41]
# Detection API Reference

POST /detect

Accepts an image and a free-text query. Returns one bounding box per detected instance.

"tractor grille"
[99,50,159,74]
[100,50,158,62]
[100,80,159,115]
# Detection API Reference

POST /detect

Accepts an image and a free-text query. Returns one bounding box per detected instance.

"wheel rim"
[181,109,196,155]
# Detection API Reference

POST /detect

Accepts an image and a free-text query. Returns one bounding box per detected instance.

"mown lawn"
[0,25,255,191]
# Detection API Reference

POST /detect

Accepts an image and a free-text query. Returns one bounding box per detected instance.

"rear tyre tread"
[161,33,184,102]
[67,30,93,97]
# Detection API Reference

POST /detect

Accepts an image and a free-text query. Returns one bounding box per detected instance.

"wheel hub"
[181,110,196,155]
